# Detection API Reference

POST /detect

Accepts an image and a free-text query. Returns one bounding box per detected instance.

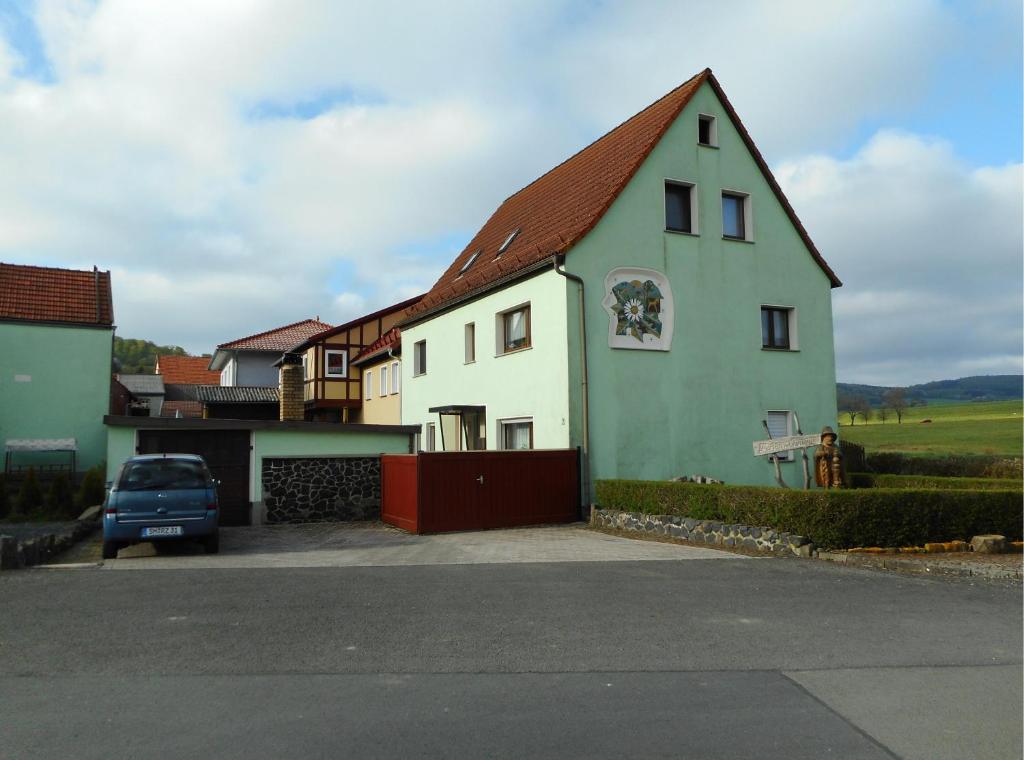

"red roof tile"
[406,69,839,321]
[353,327,401,364]
[0,262,113,326]
[218,318,333,352]
[156,355,220,385]
[160,400,204,418]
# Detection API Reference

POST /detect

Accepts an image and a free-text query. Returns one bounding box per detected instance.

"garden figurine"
[814,426,844,489]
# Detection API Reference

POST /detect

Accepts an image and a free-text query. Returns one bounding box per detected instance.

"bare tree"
[838,393,869,426]
[882,388,910,424]
[877,404,889,424]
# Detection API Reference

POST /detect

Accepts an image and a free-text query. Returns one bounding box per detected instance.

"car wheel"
[204,534,220,554]
[101,541,120,560]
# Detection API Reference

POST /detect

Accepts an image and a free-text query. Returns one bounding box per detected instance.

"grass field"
[840,400,1023,456]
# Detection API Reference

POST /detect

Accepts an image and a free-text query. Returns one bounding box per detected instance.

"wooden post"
[792,412,812,491]
[761,420,788,488]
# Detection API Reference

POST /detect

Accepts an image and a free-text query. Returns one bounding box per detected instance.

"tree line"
[838,387,925,426]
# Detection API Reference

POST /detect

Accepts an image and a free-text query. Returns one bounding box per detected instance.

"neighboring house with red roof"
[287,296,422,423]
[399,69,841,494]
[155,355,220,385]
[209,318,333,388]
[0,262,115,474]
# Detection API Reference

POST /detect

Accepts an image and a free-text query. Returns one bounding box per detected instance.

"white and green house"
[399,69,842,497]
[0,263,115,477]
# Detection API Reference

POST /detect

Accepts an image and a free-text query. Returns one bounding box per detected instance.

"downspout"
[552,256,591,509]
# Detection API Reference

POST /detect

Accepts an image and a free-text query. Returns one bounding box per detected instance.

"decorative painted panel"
[601,267,674,351]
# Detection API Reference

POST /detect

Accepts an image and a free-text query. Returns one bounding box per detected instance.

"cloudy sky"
[0,0,1020,386]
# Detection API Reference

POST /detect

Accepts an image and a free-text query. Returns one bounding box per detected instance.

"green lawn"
[840,400,1023,456]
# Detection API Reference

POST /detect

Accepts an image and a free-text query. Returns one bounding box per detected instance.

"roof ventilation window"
[496,228,521,257]
[458,250,482,276]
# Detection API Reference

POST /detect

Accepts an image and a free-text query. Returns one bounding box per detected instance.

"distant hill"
[114,337,190,374]
[837,375,1023,406]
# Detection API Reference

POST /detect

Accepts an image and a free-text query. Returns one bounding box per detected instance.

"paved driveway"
[101,523,748,569]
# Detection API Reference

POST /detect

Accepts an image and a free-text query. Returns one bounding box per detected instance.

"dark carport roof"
[195,385,279,404]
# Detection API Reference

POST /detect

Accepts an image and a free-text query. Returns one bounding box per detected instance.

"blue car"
[102,454,220,559]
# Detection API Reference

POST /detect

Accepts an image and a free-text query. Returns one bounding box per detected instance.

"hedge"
[849,473,1022,491]
[866,453,1023,479]
[595,479,1023,549]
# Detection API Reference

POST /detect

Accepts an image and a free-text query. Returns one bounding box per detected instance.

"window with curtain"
[501,419,533,450]
[761,306,792,349]
[502,306,530,353]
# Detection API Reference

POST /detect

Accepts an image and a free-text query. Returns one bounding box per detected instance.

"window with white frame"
[379,365,388,396]
[765,410,794,461]
[391,361,400,394]
[425,423,436,452]
[500,418,533,450]
[301,354,309,380]
[465,322,475,363]
[498,305,531,354]
[665,180,698,234]
[413,341,427,376]
[761,306,796,350]
[325,349,348,378]
[698,114,718,147]
[364,370,372,400]
[722,191,752,241]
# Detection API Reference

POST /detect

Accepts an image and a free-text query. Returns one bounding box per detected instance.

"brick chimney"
[278,353,305,422]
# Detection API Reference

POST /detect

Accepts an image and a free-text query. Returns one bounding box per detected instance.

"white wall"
[401,269,571,450]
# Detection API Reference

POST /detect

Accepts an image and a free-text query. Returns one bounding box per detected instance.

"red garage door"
[382,449,580,534]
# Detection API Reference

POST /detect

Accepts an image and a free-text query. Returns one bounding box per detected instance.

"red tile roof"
[156,355,220,385]
[353,327,401,365]
[160,400,204,418]
[0,262,113,326]
[218,318,333,352]
[406,68,839,321]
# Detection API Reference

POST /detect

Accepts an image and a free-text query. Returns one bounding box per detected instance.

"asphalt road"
[1,552,1021,759]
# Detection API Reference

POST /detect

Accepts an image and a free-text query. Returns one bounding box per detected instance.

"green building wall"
[1,322,113,473]
[563,80,838,487]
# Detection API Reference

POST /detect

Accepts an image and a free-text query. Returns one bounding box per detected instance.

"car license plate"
[142,526,183,537]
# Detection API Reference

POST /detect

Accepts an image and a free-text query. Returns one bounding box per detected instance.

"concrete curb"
[0,519,99,571]
[817,550,1023,581]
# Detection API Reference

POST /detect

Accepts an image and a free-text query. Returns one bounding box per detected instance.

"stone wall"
[261,456,380,523]
[591,508,814,557]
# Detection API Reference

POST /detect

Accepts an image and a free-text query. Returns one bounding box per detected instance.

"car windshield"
[119,460,211,491]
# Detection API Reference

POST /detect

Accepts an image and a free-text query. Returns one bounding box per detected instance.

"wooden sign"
[752,433,822,457]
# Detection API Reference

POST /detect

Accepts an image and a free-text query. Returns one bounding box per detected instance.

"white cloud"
[777,131,1023,385]
[0,0,1019,389]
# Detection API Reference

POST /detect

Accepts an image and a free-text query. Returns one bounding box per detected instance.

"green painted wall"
[105,426,136,483]
[1,322,113,472]
[251,428,412,501]
[400,271,571,450]
[564,80,838,488]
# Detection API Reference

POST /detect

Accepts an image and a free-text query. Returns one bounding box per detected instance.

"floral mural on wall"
[601,267,674,351]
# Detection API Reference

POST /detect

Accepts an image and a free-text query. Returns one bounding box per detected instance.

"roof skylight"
[496,228,521,256]
[458,250,481,275]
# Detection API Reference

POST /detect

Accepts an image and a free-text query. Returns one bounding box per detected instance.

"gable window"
[458,250,481,276]
[413,341,427,376]
[499,305,531,354]
[698,114,718,147]
[380,365,389,396]
[761,306,794,350]
[425,423,436,452]
[465,322,476,363]
[665,181,697,234]
[500,418,533,450]
[391,361,400,394]
[765,410,794,461]
[325,349,348,378]
[722,191,751,240]
[364,370,373,400]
